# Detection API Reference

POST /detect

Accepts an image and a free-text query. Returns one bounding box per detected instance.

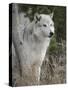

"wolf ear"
[50,12,54,19]
[34,13,41,23]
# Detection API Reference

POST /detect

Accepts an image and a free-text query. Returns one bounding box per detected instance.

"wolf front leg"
[19,64,41,86]
[31,64,41,85]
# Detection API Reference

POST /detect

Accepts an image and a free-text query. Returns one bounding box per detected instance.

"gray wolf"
[12,13,54,86]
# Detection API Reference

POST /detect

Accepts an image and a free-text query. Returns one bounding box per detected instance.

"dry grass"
[40,53,66,85]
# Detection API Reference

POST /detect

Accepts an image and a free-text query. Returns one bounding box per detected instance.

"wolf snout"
[49,32,54,38]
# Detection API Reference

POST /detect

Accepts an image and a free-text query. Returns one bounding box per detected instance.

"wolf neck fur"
[23,28,50,55]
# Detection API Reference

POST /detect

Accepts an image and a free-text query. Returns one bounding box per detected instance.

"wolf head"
[33,13,54,40]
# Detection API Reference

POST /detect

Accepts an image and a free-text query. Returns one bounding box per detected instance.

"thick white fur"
[12,13,54,86]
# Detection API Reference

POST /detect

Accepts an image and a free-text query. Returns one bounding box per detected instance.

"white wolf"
[12,13,54,86]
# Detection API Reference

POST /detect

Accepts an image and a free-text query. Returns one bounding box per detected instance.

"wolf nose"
[49,32,53,37]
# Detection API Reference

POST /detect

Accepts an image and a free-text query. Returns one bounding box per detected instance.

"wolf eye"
[43,24,47,27]
[50,23,54,26]
[50,24,53,26]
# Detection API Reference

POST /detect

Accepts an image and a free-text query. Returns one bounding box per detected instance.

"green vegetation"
[48,35,57,54]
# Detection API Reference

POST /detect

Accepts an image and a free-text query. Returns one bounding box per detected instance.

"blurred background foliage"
[18,4,66,55]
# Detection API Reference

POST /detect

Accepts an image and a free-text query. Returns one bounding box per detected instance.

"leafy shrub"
[48,36,57,55]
